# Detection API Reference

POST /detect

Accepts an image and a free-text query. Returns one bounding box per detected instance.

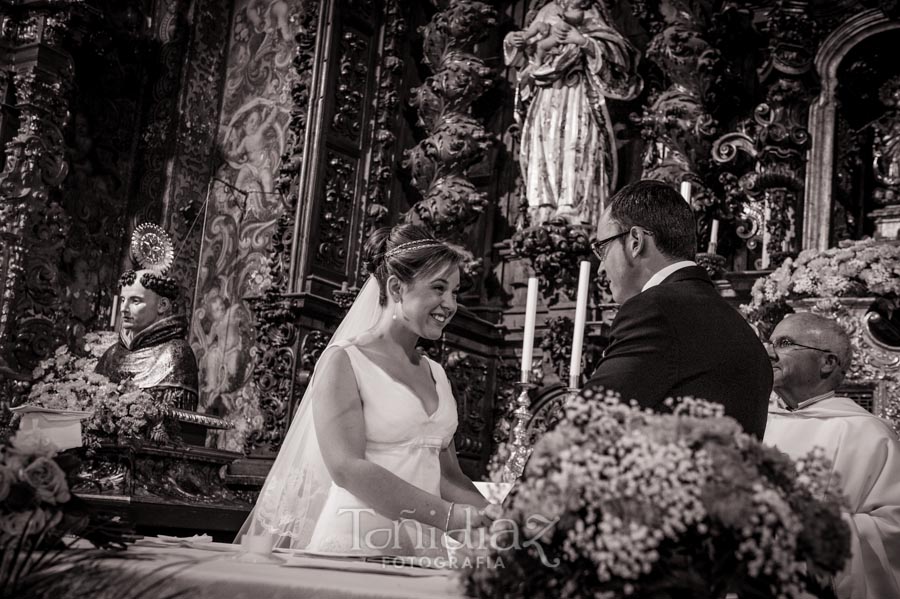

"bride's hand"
[447,502,493,532]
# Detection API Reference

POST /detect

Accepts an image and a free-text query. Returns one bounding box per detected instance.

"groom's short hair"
[607,180,697,261]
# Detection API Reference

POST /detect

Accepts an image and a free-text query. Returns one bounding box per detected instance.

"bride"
[237,224,492,556]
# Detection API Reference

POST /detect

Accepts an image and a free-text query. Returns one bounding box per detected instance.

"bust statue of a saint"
[95,224,199,411]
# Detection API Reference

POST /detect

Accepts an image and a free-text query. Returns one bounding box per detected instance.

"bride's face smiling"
[392,265,460,340]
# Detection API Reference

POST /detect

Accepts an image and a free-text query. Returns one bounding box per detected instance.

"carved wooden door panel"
[297,0,381,296]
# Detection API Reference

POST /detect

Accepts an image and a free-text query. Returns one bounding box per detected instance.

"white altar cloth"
[105,542,466,599]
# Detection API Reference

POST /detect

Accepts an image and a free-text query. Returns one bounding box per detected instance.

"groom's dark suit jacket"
[583,266,772,438]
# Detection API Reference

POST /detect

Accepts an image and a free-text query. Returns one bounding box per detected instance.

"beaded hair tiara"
[383,239,447,259]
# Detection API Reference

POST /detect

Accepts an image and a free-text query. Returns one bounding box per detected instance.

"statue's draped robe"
[96,314,199,410]
[765,395,900,599]
[504,3,642,228]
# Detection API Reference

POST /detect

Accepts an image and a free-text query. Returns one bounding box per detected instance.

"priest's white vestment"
[765,394,900,599]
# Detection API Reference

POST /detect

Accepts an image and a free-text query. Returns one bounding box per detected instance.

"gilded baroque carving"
[540,315,574,383]
[332,30,368,142]
[162,0,231,307]
[402,1,496,242]
[712,1,818,268]
[317,154,356,270]
[634,4,720,201]
[791,298,900,434]
[244,295,304,454]
[509,217,590,305]
[358,0,405,261]
[0,10,79,373]
[444,350,489,459]
[872,76,900,206]
[486,359,521,478]
[244,0,319,453]
[269,0,320,293]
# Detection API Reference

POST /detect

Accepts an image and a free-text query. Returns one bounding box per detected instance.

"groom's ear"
[386,275,403,302]
[628,227,646,258]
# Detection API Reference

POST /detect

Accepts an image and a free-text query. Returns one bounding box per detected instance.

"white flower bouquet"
[463,390,850,599]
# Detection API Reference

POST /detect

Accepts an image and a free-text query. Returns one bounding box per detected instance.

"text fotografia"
[336,508,561,568]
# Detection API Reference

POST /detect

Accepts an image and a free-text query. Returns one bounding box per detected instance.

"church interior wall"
[2,1,900,531]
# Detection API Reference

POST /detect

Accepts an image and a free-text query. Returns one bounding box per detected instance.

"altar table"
[105,541,468,599]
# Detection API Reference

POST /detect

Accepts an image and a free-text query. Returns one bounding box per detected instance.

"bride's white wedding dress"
[236,277,461,557]
[305,341,458,558]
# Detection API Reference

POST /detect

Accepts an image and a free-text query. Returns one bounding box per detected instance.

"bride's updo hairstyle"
[362,224,463,306]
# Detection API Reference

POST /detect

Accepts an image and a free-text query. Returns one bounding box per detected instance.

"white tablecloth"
[106,542,467,599]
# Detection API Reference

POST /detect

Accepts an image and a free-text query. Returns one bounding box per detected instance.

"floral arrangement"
[0,430,179,599]
[748,238,900,307]
[1,430,79,544]
[21,332,166,445]
[464,389,850,599]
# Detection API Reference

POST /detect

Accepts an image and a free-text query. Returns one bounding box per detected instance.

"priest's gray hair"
[790,312,853,379]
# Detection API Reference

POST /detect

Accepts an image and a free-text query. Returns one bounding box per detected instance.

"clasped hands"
[446,502,504,541]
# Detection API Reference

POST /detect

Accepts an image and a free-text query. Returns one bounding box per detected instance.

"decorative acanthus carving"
[510,217,590,305]
[358,0,405,257]
[317,154,355,269]
[268,0,320,294]
[294,329,330,413]
[403,1,496,242]
[540,315,574,384]
[634,6,720,205]
[443,350,489,459]
[242,0,320,454]
[163,0,232,307]
[712,1,819,268]
[332,31,368,143]
[244,295,304,454]
[0,8,81,373]
[872,76,900,203]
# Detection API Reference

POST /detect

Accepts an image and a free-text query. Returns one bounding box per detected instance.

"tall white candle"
[569,261,591,389]
[520,277,539,383]
[762,201,771,269]
[680,181,692,205]
[109,294,119,329]
[707,219,720,254]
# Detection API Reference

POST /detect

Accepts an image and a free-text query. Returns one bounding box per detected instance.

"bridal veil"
[235,277,383,548]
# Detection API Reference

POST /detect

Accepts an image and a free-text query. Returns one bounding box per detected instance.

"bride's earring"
[392,295,400,320]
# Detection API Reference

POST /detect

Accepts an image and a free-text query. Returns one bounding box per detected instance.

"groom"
[582,180,771,438]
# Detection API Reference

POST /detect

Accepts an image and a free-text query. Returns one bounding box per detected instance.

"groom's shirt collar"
[641,261,697,293]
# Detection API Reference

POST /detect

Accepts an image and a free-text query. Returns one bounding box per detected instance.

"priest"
[764,312,900,599]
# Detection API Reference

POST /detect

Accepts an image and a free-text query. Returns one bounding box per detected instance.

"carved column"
[713,1,819,268]
[0,4,85,372]
[634,3,720,212]
[402,0,496,244]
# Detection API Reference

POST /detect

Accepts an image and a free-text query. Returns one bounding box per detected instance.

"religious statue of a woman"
[504,0,642,228]
[95,224,199,411]
[873,76,900,195]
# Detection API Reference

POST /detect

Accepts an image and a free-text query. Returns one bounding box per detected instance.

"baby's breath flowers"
[464,389,850,599]
[21,332,166,445]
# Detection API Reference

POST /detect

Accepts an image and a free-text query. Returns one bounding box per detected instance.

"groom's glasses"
[591,232,629,263]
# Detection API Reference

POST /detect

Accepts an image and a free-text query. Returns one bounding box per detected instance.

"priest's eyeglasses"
[769,337,832,354]
[591,231,629,262]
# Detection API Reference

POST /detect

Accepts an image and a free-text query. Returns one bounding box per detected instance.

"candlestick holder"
[695,252,736,298]
[501,379,539,483]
